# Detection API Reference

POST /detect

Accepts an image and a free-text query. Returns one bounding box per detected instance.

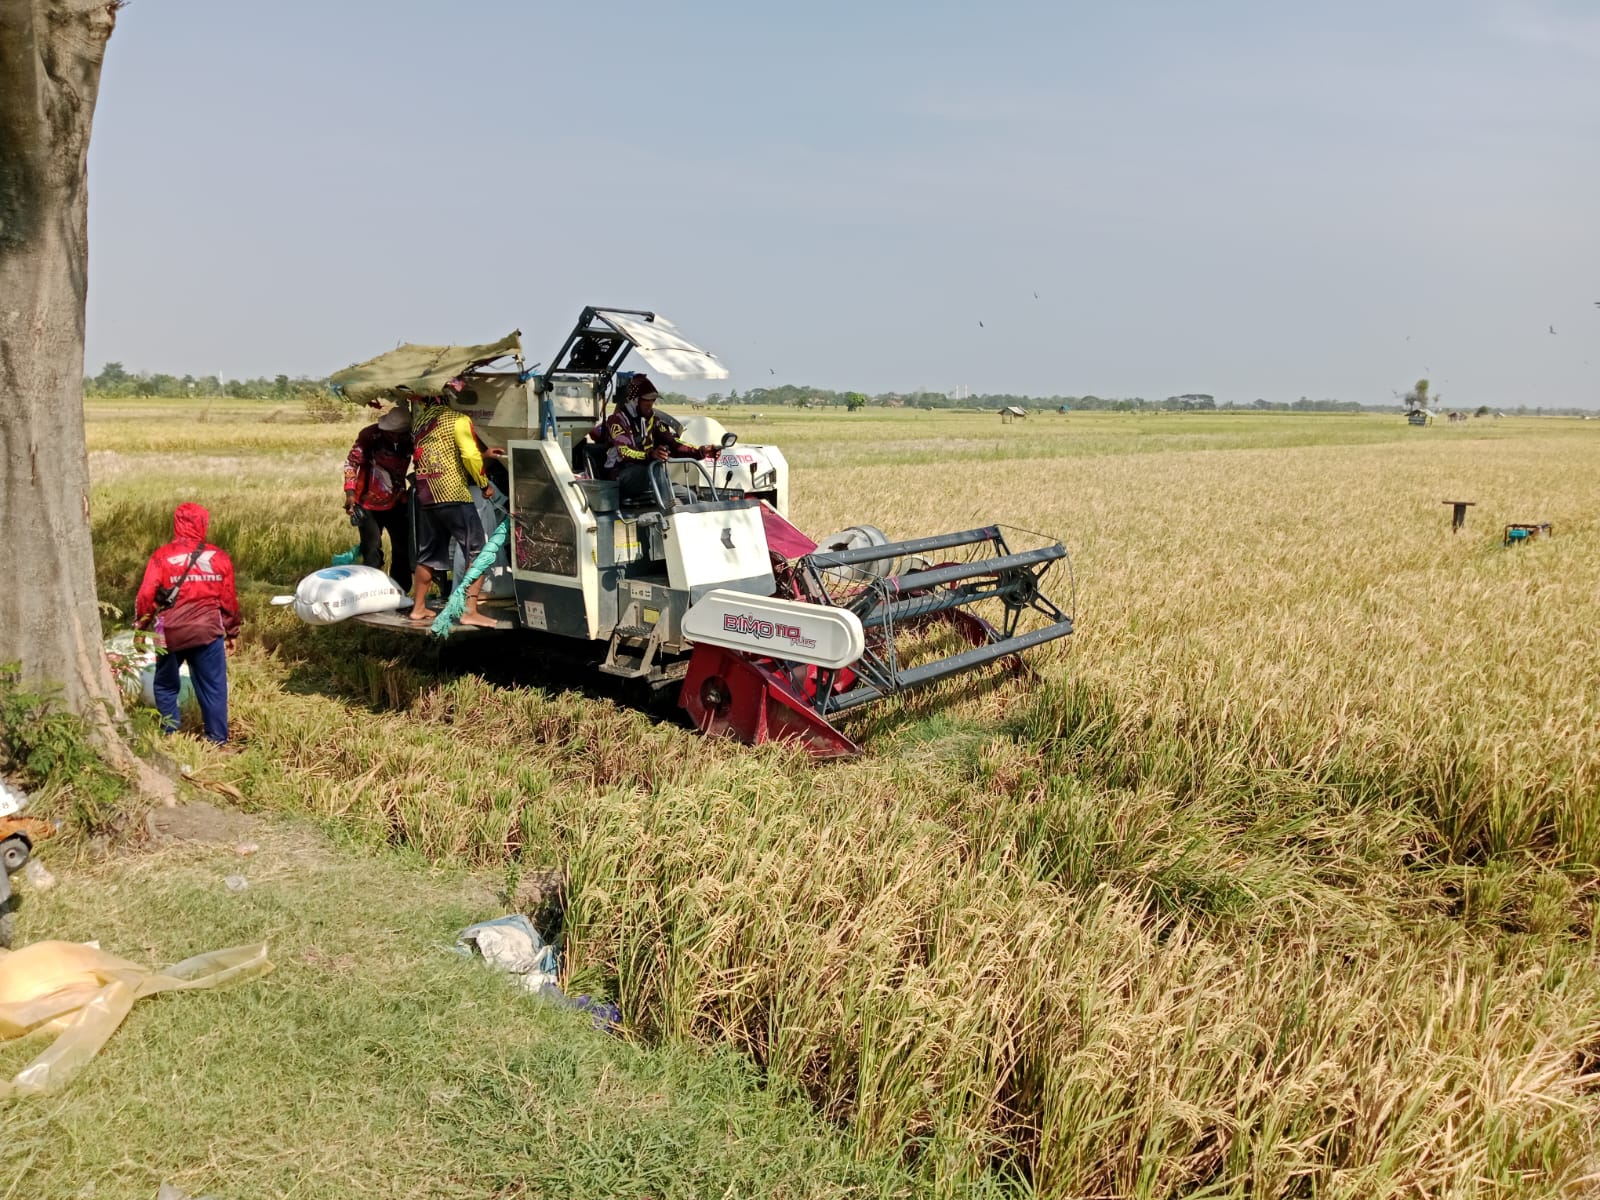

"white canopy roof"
[593,310,730,380]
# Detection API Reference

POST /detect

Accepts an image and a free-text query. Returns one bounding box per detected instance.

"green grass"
[1,822,925,1199]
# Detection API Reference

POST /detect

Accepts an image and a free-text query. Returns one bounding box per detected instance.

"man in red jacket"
[135,502,241,744]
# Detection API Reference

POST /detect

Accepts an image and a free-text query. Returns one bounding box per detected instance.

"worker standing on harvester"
[599,374,717,502]
[342,404,414,591]
[406,379,498,629]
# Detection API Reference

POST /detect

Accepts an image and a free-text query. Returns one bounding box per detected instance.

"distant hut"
[1000,405,1027,424]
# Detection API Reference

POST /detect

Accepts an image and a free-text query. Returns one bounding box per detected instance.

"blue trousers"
[154,637,229,744]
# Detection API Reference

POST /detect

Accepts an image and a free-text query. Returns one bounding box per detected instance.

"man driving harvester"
[597,373,717,503]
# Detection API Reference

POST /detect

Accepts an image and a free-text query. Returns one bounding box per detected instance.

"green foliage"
[0,664,128,833]
[88,361,328,400]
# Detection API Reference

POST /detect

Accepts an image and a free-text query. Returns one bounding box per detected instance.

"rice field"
[86,398,1600,1196]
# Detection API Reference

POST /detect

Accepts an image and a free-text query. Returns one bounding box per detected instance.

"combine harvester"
[294,307,1075,757]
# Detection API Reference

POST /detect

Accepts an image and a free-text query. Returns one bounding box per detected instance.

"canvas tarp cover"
[329,333,523,405]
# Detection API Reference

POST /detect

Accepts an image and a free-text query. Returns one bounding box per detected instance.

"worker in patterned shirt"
[599,374,717,503]
[406,379,498,628]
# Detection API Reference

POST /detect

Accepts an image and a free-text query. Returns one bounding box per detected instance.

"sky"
[85,0,1599,407]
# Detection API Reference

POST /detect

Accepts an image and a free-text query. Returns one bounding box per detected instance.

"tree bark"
[0,1,125,738]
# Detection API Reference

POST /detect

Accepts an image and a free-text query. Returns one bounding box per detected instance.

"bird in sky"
[1550,325,1558,335]
[1033,291,1039,299]
[769,368,775,375]
[978,320,985,328]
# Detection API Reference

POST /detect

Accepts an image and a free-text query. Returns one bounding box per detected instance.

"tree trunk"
[0,1,124,738]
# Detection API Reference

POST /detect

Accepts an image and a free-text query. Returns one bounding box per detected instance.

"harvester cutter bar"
[826,617,1075,713]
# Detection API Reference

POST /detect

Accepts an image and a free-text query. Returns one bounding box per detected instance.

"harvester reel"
[721,524,1080,744]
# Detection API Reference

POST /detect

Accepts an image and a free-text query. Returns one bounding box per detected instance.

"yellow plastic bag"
[0,940,271,1097]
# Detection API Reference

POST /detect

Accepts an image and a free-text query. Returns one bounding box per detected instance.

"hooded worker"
[598,374,716,502]
[134,502,241,744]
[343,402,414,590]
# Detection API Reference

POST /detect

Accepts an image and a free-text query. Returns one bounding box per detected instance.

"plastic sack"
[455,914,559,993]
[0,940,271,1098]
[104,631,195,711]
[281,564,406,625]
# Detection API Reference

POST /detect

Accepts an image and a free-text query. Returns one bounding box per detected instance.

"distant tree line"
[86,363,1590,417]
[680,384,1385,413]
[86,361,326,399]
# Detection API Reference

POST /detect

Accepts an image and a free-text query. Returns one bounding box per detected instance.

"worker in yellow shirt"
[406,380,499,628]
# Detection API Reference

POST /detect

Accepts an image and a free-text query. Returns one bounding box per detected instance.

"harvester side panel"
[508,439,600,639]
[660,501,777,603]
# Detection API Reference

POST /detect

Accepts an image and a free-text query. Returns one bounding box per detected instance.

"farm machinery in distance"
[304,307,1075,757]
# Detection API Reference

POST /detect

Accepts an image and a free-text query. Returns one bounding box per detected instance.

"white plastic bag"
[279,565,407,625]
